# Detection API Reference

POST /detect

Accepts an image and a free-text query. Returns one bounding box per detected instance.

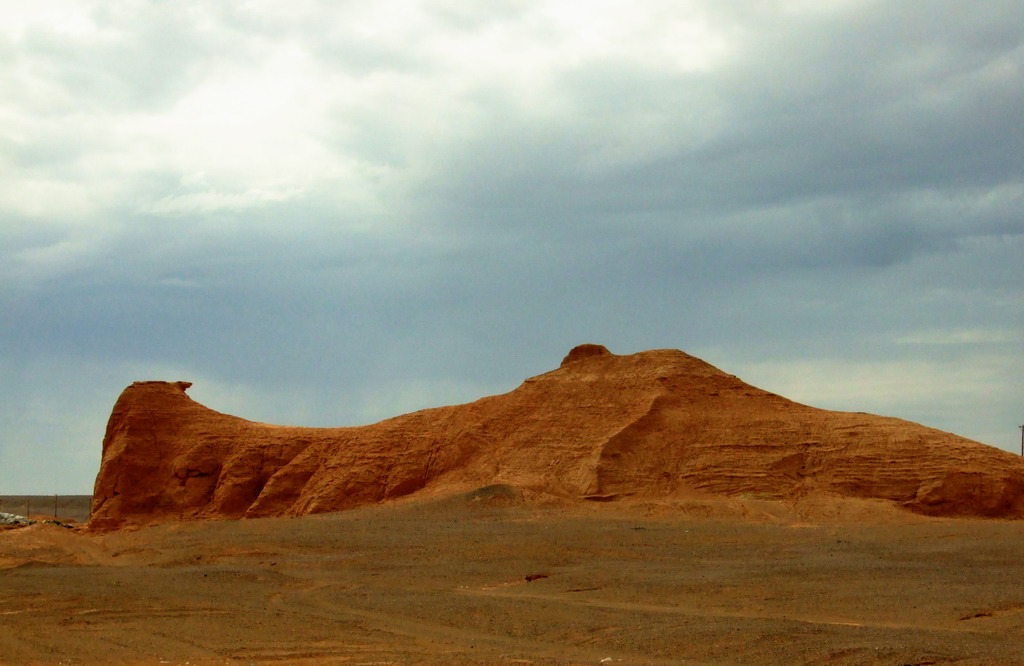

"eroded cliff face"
[90,345,1024,528]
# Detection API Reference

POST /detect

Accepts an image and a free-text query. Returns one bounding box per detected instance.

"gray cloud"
[1,0,1021,493]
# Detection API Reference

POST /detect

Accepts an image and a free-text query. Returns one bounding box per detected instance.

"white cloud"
[895,328,1021,345]
[156,277,203,289]
[145,186,304,216]
[135,45,337,184]
[737,356,1007,409]
[733,352,1023,453]
[0,177,101,221]
[0,1,98,39]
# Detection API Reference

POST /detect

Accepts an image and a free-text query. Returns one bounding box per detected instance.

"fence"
[0,495,92,523]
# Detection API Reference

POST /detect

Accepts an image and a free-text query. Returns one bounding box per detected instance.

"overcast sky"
[2,0,1022,494]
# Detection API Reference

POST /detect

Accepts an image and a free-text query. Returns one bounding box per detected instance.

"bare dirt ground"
[3,491,1024,665]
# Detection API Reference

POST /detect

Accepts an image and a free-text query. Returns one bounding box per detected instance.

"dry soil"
[3,492,1024,665]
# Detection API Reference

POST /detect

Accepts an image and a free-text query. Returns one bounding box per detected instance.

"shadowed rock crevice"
[89,346,1024,529]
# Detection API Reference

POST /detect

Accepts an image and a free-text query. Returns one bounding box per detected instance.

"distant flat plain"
[0,494,90,523]
[2,493,1024,664]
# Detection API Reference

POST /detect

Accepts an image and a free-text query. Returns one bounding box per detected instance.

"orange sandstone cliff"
[90,345,1024,528]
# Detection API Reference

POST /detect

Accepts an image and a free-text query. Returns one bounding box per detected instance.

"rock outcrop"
[0,513,33,527]
[90,345,1024,528]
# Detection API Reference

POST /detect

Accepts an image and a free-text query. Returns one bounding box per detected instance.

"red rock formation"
[90,345,1024,528]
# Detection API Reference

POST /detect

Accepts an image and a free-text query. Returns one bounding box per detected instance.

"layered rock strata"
[90,345,1024,528]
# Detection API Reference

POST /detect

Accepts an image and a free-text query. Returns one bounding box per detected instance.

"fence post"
[54,494,58,518]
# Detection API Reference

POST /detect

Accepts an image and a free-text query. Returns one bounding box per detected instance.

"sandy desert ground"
[3,490,1024,665]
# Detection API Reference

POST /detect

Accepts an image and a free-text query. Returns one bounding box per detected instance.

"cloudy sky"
[2,0,1022,494]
